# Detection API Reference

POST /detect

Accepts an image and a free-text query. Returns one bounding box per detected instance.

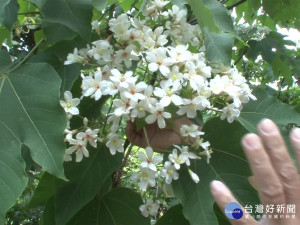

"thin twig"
[113,143,134,187]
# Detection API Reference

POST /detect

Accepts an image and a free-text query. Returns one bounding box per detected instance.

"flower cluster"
[62,0,256,220]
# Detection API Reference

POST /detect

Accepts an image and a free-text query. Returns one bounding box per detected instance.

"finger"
[210,180,257,225]
[125,121,145,147]
[242,133,285,206]
[257,119,300,204]
[290,127,300,170]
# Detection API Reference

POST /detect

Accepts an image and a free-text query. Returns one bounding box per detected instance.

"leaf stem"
[143,127,150,147]
[6,37,45,74]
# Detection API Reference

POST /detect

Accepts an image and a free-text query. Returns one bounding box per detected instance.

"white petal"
[145,146,153,158]
[82,147,89,157]
[75,151,83,162]
[69,107,79,115]
[148,63,158,72]
[138,151,147,161]
[171,95,183,105]
[148,163,157,171]
[140,180,148,191]
[64,91,72,101]
[153,155,163,164]
[157,117,166,129]
[145,114,156,124]
[140,161,148,168]
[159,65,170,76]
[160,96,171,107]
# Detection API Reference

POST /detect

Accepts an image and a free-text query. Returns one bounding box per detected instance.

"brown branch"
[113,142,134,188]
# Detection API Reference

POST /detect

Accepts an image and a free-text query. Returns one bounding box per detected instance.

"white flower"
[64,152,72,162]
[60,91,80,116]
[210,75,224,94]
[115,45,140,68]
[168,148,187,170]
[113,96,137,117]
[179,124,204,138]
[139,199,160,217]
[145,103,171,129]
[106,134,125,155]
[76,128,99,148]
[138,146,163,171]
[166,65,183,86]
[188,169,200,183]
[131,167,157,191]
[153,80,183,107]
[122,81,147,102]
[110,69,137,89]
[220,104,240,123]
[177,96,209,118]
[88,40,113,63]
[82,71,107,100]
[168,145,198,169]
[168,5,187,22]
[64,48,86,65]
[161,161,179,184]
[91,20,100,34]
[168,45,191,63]
[146,47,174,76]
[109,13,131,40]
[66,138,89,162]
[130,100,151,120]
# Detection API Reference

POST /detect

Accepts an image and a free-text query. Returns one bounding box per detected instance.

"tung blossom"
[145,103,171,129]
[138,146,163,171]
[146,47,174,76]
[60,91,80,116]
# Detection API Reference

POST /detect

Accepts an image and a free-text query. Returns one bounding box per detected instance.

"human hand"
[126,117,197,150]
[210,119,300,225]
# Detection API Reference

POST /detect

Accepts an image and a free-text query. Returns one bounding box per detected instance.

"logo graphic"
[224,202,243,219]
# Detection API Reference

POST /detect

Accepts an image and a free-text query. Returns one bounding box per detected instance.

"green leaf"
[40,0,93,43]
[187,0,233,33]
[54,145,123,225]
[58,64,81,98]
[272,54,292,85]
[92,0,108,10]
[238,87,300,159]
[29,172,56,208]
[204,29,233,66]
[0,27,12,46]
[0,50,12,73]
[172,118,259,225]
[0,62,66,222]
[67,188,150,225]
[0,122,28,223]
[0,0,19,29]
[156,204,190,225]
[263,0,300,25]
[41,197,56,225]
[118,0,134,11]
[0,63,67,178]
[27,0,46,9]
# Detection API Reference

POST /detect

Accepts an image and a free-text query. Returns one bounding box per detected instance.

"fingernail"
[242,133,260,149]
[258,119,277,135]
[210,180,226,195]
[291,128,300,142]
